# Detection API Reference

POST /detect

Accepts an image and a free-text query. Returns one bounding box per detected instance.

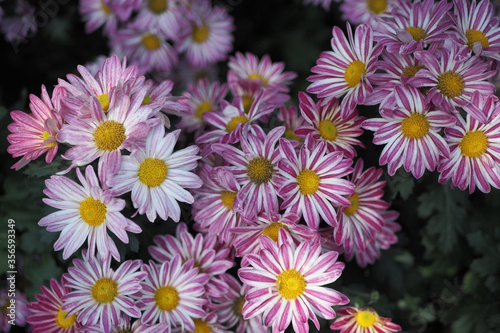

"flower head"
[330,306,401,333]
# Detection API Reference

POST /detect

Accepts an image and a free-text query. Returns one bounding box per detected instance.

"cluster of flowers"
[80,0,234,75]
[0,0,37,44]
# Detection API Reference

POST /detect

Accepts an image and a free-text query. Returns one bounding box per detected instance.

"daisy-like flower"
[295,92,365,159]
[39,165,141,261]
[171,311,229,333]
[27,278,81,333]
[339,0,399,26]
[239,230,349,333]
[79,0,136,35]
[330,306,401,333]
[212,126,285,219]
[278,138,354,229]
[408,44,496,115]
[362,85,455,178]
[176,4,234,67]
[438,93,500,193]
[0,0,36,43]
[62,251,147,333]
[57,87,159,185]
[374,0,453,54]
[0,288,28,332]
[81,314,168,333]
[134,0,182,39]
[192,164,242,245]
[7,84,64,170]
[334,159,388,259]
[451,0,500,61]
[307,23,383,117]
[278,104,305,143]
[109,124,202,222]
[137,256,209,331]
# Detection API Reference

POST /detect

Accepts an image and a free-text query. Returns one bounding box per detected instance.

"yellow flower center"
[93,120,126,151]
[344,60,366,88]
[466,29,489,50]
[101,1,111,15]
[196,101,213,120]
[367,0,387,14]
[42,130,57,147]
[318,120,338,141]
[97,93,109,112]
[190,318,212,333]
[276,269,306,300]
[402,64,425,78]
[355,309,378,328]
[79,197,107,227]
[220,190,237,210]
[405,26,427,42]
[401,113,430,139]
[142,33,162,50]
[155,286,179,312]
[246,157,274,185]
[248,73,269,86]
[233,296,245,316]
[459,130,488,158]
[192,25,210,43]
[91,278,118,304]
[284,129,302,142]
[296,169,320,195]
[142,95,152,105]
[225,115,248,132]
[138,158,168,187]
[437,71,465,99]
[344,192,360,216]
[242,95,254,113]
[148,0,168,13]
[55,307,77,329]
[261,222,288,242]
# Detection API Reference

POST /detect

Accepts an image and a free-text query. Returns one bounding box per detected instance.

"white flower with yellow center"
[239,230,349,332]
[330,306,402,332]
[109,124,202,222]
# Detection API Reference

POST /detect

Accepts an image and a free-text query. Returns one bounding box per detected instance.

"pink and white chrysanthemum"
[7,84,64,170]
[133,0,182,39]
[0,0,36,42]
[39,165,141,261]
[278,104,306,143]
[408,44,496,115]
[137,256,209,331]
[176,78,228,134]
[339,0,399,26]
[192,164,242,245]
[0,288,28,332]
[278,138,354,229]
[62,251,147,333]
[308,23,383,117]
[362,85,455,178]
[176,4,234,67]
[171,311,229,333]
[148,223,234,296]
[27,278,82,333]
[451,0,500,61]
[210,274,268,333]
[57,88,158,185]
[295,92,365,159]
[231,210,318,260]
[330,306,402,333]
[374,0,453,54]
[80,314,168,333]
[239,230,349,333]
[334,159,388,259]
[438,93,500,193]
[212,126,285,219]
[109,124,202,222]
[79,0,135,35]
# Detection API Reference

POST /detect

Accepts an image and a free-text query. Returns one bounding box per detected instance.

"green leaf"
[385,169,415,200]
[24,254,62,300]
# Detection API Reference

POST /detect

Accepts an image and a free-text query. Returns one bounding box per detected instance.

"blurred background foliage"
[1,0,500,332]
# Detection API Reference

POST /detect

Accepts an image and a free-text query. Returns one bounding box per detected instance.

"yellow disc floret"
[248,73,269,86]
[355,309,378,328]
[91,278,118,304]
[220,190,237,210]
[148,0,168,13]
[402,65,425,78]
[97,93,109,112]
[155,286,179,312]
[459,130,488,158]
[405,26,427,42]
[93,120,126,151]
[318,120,338,141]
[192,25,210,43]
[80,197,107,227]
[296,169,320,195]
[344,192,360,216]
[401,113,430,139]
[437,71,465,99]
[246,157,274,185]
[190,318,212,333]
[196,101,213,119]
[344,60,366,88]
[142,33,162,50]
[276,269,306,300]
[367,0,387,14]
[466,29,489,50]
[225,116,248,132]
[138,158,168,187]
[55,307,77,329]
[261,222,288,242]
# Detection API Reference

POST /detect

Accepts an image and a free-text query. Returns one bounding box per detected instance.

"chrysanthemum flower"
[27,278,82,333]
[62,251,147,333]
[295,92,365,159]
[109,124,202,222]
[239,230,349,333]
[133,0,182,39]
[176,4,234,67]
[212,126,285,219]
[339,0,399,26]
[408,44,496,115]
[170,311,228,333]
[80,314,168,333]
[193,164,242,245]
[39,165,141,261]
[79,0,136,35]
[374,0,453,54]
[330,306,401,333]
[307,23,383,117]
[7,84,64,170]
[438,93,500,193]
[362,85,455,178]
[451,0,500,61]
[0,0,36,43]
[334,159,388,259]
[278,138,354,229]
[137,256,209,331]
[278,104,306,143]
[0,288,28,332]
